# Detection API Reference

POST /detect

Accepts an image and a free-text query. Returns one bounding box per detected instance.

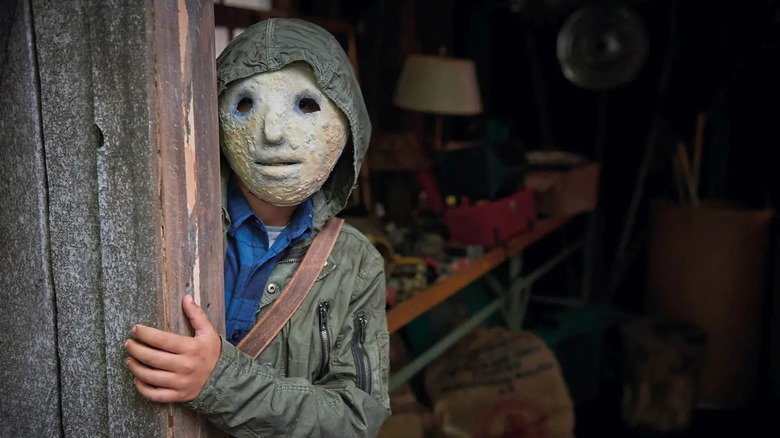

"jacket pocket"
[351,310,372,394]
[316,299,332,380]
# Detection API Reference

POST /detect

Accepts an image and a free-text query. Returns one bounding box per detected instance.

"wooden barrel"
[645,201,773,408]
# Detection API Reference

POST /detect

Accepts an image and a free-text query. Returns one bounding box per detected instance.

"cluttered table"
[377,152,599,391]
[387,215,574,333]
[386,213,589,392]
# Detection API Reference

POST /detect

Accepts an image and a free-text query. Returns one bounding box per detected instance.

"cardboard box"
[525,162,600,217]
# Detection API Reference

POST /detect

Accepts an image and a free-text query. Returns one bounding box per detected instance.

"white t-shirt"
[267,225,285,248]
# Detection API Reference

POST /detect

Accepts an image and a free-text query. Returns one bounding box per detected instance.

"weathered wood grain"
[1,0,224,436]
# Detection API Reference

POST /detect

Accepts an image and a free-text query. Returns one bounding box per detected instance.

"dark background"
[233,0,780,435]
[302,0,780,435]
[318,0,780,304]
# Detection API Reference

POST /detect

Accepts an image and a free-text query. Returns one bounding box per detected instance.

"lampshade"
[393,55,483,116]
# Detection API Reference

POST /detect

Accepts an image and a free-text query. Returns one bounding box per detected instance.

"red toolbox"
[443,188,537,246]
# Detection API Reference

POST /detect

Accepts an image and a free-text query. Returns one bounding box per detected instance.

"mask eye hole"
[298,98,320,114]
[236,97,253,113]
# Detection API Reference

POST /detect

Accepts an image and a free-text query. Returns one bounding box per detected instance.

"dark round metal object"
[557,1,649,90]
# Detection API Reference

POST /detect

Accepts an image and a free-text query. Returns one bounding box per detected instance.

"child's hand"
[124,294,221,403]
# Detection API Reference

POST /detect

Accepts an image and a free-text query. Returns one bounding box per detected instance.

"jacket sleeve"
[184,255,391,438]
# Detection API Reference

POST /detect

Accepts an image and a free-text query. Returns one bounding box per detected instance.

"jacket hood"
[216,18,371,230]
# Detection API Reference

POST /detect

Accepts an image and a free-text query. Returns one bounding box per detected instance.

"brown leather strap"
[237,217,344,359]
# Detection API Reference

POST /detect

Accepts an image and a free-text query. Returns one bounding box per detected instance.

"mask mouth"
[254,159,301,167]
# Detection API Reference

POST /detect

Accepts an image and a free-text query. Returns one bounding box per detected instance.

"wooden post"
[1,0,224,436]
[150,1,225,436]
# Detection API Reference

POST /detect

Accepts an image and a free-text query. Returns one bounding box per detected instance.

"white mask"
[218,62,349,206]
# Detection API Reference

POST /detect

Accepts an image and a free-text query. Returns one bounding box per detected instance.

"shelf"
[386,215,574,333]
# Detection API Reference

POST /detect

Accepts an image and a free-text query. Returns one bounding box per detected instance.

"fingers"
[182,294,215,336]
[133,378,181,403]
[132,324,190,354]
[126,301,221,404]
[126,357,178,388]
[125,338,180,371]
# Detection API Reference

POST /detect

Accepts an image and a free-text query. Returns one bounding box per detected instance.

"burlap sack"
[425,327,574,438]
[378,413,426,438]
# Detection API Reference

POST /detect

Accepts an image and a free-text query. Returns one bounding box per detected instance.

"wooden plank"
[31,0,109,434]
[386,217,572,333]
[149,1,225,436]
[0,1,62,435]
[86,1,172,434]
[4,0,226,435]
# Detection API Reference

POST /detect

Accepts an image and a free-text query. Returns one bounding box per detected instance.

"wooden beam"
[150,1,225,435]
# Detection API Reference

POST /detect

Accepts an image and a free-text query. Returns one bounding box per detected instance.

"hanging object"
[556,1,649,90]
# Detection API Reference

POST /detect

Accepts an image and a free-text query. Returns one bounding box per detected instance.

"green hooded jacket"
[184,18,391,437]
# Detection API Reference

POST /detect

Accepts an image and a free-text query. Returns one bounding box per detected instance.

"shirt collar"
[227,177,256,234]
[287,196,314,238]
[227,176,314,237]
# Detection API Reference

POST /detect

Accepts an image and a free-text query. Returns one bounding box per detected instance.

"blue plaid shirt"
[224,177,313,345]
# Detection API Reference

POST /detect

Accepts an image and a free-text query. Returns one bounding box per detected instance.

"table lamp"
[392,54,483,150]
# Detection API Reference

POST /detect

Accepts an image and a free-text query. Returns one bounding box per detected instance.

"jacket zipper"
[279,244,309,263]
[277,257,302,264]
[317,300,331,379]
[351,311,371,394]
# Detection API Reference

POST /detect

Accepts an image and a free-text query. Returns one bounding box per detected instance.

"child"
[124,18,390,437]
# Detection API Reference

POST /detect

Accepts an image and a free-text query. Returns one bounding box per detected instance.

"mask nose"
[262,109,285,145]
